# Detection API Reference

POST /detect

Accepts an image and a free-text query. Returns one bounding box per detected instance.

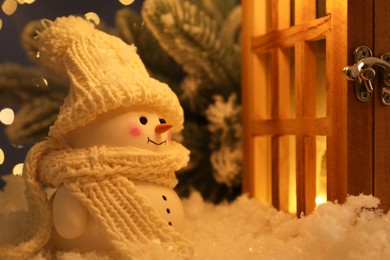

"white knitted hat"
[37,16,184,139]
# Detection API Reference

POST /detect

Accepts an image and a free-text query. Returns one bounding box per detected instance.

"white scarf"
[0,138,193,259]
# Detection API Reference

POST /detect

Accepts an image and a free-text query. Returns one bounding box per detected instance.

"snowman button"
[161,195,173,226]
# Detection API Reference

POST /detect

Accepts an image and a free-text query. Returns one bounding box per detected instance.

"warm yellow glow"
[0,19,2,30]
[252,136,272,205]
[2,0,17,16]
[0,108,15,125]
[84,12,100,26]
[315,195,327,206]
[316,136,327,207]
[0,148,4,165]
[24,0,35,4]
[119,0,135,6]
[286,136,327,213]
[12,163,24,176]
[288,136,297,214]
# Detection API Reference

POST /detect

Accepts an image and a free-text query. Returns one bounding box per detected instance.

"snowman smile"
[147,137,167,146]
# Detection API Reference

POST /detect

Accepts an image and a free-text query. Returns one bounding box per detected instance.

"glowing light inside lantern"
[2,0,17,16]
[12,163,23,176]
[0,108,15,125]
[0,19,2,30]
[119,0,135,6]
[315,196,327,206]
[23,0,35,4]
[286,136,327,213]
[84,12,100,26]
[0,148,4,165]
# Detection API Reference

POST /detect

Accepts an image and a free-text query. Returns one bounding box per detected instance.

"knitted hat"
[36,16,184,139]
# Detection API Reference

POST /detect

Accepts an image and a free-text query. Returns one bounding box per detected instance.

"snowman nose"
[155,124,173,134]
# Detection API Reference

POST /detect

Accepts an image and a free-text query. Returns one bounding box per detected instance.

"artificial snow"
[1,175,390,259]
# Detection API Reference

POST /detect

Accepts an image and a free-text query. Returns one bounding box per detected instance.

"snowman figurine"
[50,107,186,251]
[1,16,193,258]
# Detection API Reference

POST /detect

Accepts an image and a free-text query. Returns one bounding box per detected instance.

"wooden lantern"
[242,0,390,215]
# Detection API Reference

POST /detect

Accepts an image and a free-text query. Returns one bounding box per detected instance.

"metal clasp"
[343,46,390,105]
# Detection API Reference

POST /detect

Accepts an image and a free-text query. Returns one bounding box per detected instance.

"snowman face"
[126,110,172,150]
[67,107,172,151]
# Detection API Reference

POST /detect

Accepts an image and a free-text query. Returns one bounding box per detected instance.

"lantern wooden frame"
[242,0,390,215]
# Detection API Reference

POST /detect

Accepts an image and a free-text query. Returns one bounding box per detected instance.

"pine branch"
[192,0,237,23]
[142,0,240,90]
[220,6,241,51]
[206,94,242,147]
[116,8,185,85]
[0,63,67,105]
[179,75,216,113]
[218,6,242,88]
[6,95,62,145]
[178,119,241,203]
[116,8,143,45]
[21,19,53,63]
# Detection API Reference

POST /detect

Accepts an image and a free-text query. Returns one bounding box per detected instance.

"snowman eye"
[139,116,148,125]
[159,118,166,124]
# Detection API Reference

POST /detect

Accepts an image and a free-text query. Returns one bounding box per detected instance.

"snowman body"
[132,181,185,231]
[50,107,186,251]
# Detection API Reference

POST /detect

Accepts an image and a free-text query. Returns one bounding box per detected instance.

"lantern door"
[242,0,390,215]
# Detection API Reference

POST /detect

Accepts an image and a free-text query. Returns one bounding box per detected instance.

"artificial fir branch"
[142,0,240,91]
[220,6,242,48]
[115,8,140,45]
[179,75,218,114]
[6,96,62,145]
[20,20,46,62]
[205,94,242,187]
[116,8,185,87]
[206,94,242,149]
[0,63,66,104]
[219,6,242,86]
[0,63,68,144]
[193,0,237,23]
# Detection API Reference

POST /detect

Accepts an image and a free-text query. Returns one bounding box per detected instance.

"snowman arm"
[52,186,88,239]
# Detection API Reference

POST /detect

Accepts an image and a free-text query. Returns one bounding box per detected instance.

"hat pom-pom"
[37,16,96,73]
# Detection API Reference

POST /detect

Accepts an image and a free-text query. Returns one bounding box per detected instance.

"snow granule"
[2,175,390,259]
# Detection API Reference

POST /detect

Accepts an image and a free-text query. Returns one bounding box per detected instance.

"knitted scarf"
[0,138,193,259]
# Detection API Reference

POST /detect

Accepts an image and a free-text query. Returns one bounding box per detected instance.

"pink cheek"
[129,127,142,137]
[167,131,171,143]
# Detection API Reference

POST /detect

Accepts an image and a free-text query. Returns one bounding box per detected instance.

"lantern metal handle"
[343,46,390,105]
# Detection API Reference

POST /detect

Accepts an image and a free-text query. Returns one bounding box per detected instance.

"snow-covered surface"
[1,175,390,259]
